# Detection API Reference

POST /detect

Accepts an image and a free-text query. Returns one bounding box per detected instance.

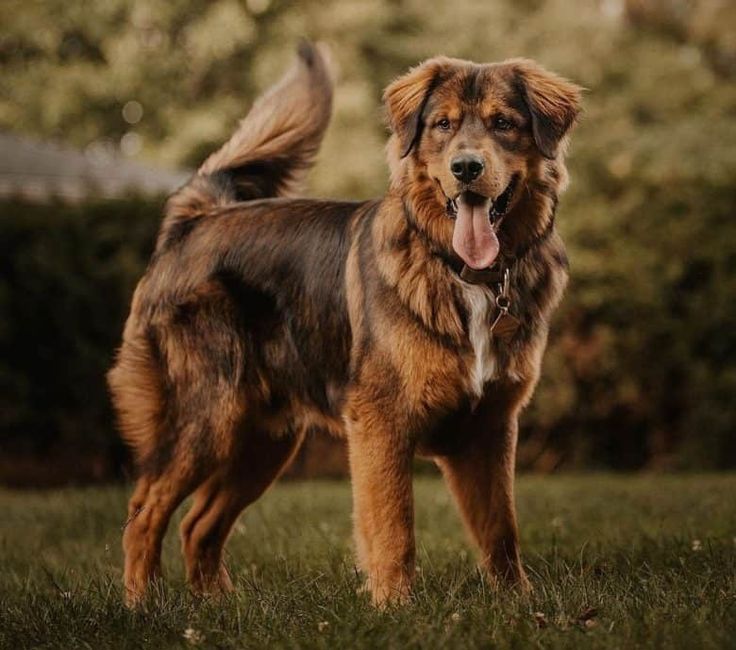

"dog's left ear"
[383,58,449,158]
[514,60,583,159]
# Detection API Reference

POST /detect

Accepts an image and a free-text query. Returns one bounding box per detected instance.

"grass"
[1,474,735,649]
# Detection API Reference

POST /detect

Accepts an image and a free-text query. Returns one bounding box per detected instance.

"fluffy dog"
[109,42,581,606]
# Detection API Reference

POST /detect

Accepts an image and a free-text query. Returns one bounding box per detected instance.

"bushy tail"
[164,41,334,224]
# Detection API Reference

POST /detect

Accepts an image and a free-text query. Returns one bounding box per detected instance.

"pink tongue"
[452,195,499,270]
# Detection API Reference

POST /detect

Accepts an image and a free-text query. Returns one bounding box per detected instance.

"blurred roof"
[0,131,190,203]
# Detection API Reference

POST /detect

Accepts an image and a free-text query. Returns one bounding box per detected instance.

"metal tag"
[488,267,520,342]
[491,312,521,342]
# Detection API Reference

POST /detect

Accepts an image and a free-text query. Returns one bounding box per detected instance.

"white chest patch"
[460,282,497,399]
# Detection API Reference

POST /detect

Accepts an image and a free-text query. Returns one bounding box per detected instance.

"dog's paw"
[366,574,413,609]
[516,571,533,595]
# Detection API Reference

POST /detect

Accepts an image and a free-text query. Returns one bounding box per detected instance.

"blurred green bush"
[1,0,735,477]
[0,199,160,482]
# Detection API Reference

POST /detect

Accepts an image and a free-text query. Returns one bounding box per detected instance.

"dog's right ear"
[513,59,583,160]
[383,59,448,158]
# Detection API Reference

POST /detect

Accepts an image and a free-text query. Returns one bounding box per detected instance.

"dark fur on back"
[109,43,336,473]
[109,45,582,607]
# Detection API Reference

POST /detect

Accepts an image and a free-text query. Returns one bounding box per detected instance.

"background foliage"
[1,0,735,480]
[0,199,158,483]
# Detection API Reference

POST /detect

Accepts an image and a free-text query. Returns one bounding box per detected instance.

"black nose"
[450,154,485,183]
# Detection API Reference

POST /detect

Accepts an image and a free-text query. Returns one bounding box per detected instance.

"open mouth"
[441,175,520,270]
[445,175,518,227]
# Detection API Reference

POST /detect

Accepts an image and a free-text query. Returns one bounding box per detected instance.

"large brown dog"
[109,42,581,607]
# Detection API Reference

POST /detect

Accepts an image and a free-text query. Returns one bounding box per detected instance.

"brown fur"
[109,43,581,607]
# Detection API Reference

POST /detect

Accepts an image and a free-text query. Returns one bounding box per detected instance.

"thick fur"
[109,44,581,607]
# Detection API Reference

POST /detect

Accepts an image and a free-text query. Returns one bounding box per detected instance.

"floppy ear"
[515,60,583,159]
[383,58,447,158]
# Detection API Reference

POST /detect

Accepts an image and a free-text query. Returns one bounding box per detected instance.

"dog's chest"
[459,283,498,399]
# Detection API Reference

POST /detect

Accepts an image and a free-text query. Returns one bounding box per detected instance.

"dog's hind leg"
[122,454,207,606]
[180,429,305,594]
[121,385,239,605]
[114,297,250,605]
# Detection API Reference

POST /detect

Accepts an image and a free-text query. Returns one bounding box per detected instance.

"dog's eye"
[435,118,451,131]
[493,117,514,131]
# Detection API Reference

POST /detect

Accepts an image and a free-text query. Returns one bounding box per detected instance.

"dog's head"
[384,57,582,269]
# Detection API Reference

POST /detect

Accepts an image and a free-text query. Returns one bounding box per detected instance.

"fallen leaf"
[578,606,599,622]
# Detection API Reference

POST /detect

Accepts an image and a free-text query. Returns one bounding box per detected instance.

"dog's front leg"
[346,411,415,607]
[435,401,530,592]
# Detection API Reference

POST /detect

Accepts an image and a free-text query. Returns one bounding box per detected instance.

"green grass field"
[1,475,735,649]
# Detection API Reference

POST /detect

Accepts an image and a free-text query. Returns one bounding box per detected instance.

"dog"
[108,42,581,607]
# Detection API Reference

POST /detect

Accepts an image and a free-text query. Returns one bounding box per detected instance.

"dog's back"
[109,43,335,475]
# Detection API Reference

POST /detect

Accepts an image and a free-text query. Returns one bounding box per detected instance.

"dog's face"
[384,57,581,269]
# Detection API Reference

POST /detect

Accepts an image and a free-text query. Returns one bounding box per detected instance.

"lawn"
[1,474,735,649]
